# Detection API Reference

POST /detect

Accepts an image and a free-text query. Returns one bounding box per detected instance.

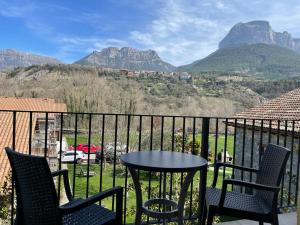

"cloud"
[52,36,129,62]
[0,0,36,18]
[129,0,230,66]
[2,0,300,65]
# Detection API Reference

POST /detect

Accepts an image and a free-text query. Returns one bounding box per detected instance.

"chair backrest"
[255,144,290,207]
[5,148,60,225]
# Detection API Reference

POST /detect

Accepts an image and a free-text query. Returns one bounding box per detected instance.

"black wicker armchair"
[5,147,123,225]
[205,144,290,225]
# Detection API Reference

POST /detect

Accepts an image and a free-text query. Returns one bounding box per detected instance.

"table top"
[120,151,207,172]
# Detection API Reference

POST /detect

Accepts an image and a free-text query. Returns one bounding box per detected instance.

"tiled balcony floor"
[217,212,296,225]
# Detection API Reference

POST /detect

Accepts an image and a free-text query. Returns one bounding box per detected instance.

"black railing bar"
[288,120,295,205]
[99,115,105,205]
[28,112,33,155]
[86,114,92,198]
[250,119,255,183]
[169,117,175,201]
[147,116,154,224]
[72,113,78,197]
[231,118,237,190]
[295,132,300,206]
[268,120,272,143]
[181,117,186,187]
[259,119,263,165]
[280,120,288,207]
[199,117,209,224]
[57,113,64,203]
[223,118,228,180]
[159,116,164,214]
[137,116,142,182]
[112,114,118,210]
[277,120,280,145]
[44,112,48,158]
[138,116,142,152]
[189,117,196,218]
[214,118,219,166]
[241,119,246,193]
[11,111,16,225]
[124,115,130,225]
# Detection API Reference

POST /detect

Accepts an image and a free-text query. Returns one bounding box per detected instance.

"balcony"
[0,110,298,224]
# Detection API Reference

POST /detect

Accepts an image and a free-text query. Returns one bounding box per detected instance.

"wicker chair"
[5,147,123,225]
[206,144,290,225]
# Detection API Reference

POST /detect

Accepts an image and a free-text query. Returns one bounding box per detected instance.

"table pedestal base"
[128,167,197,225]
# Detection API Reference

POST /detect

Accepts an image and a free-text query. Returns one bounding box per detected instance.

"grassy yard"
[64,133,235,223]
[66,163,230,223]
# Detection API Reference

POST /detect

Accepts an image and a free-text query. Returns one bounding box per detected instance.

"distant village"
[98,66,193,82]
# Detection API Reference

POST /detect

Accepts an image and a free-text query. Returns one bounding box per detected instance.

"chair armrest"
[212,163,258,187]
[59,186,123,217]
[219,179,280,207]
[51,169,73,201]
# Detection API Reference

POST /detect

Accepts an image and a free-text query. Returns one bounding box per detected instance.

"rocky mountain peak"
[75,47,175,72]
[0,48,61,71]
[219,20,300,53]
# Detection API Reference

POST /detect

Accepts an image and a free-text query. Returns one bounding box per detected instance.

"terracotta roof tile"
[0,97,67,187]
[235,88,300,120]
[229,88,300,133]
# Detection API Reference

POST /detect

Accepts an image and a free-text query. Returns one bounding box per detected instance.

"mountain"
[0,49,62,71]
[177,43,300,79]
[219,20,300,53]
[178,20,300,79]
[74,47,175,72]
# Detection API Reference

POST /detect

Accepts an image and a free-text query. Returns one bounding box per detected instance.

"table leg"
[177,170,197,225]
[128,167,143,225]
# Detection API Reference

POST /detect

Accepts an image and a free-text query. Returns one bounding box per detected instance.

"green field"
[64,133,234,223]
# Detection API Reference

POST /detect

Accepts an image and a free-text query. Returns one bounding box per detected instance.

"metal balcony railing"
[0,110,299,224]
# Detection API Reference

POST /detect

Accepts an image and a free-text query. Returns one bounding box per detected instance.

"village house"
[228,88,300,203]
[0,97,67,187]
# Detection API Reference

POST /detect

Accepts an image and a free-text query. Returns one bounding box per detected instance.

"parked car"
[68,144,102,154]
[59,151,87,163]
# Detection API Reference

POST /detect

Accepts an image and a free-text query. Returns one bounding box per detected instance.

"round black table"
[121,151,207,225]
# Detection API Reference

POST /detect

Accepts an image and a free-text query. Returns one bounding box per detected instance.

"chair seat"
[63,198,116,225]
[207,187,271,215]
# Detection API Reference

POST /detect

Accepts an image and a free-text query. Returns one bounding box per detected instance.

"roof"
[228,88,300,134]
[235,88,300,120]
[0,97,67,112]
[0,97,67,187]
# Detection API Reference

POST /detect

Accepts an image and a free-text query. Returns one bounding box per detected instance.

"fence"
[0,110,299,224]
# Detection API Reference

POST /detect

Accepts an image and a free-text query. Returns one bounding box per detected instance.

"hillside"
[74,47,175,72]
[177,44,300,79]
[0,65,274,117]
[0,49,62,71]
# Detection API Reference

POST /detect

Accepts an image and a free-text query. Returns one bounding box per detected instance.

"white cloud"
[52,36,129,62]
[129,0,229,66]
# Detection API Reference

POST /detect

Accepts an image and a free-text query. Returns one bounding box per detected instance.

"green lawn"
[66,163,230,223]
[64,133,235,223]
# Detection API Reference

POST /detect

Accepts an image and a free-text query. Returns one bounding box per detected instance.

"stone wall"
[234,127,299,207]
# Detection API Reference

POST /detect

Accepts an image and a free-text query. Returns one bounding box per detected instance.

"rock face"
[219,21,300,52]
[75,47,175,72]
[0,49,61,71]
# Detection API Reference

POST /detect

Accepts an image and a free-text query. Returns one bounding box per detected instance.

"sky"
[1,0,300,66]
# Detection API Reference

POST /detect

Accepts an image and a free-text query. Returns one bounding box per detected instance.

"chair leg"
[272,214,279,225]
[207,207,216,225]
[201,204,207,225]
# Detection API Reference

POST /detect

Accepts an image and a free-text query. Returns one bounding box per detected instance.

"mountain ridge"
[74,47,175,72]
[0,48,62,71]
[219,20,300,53]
